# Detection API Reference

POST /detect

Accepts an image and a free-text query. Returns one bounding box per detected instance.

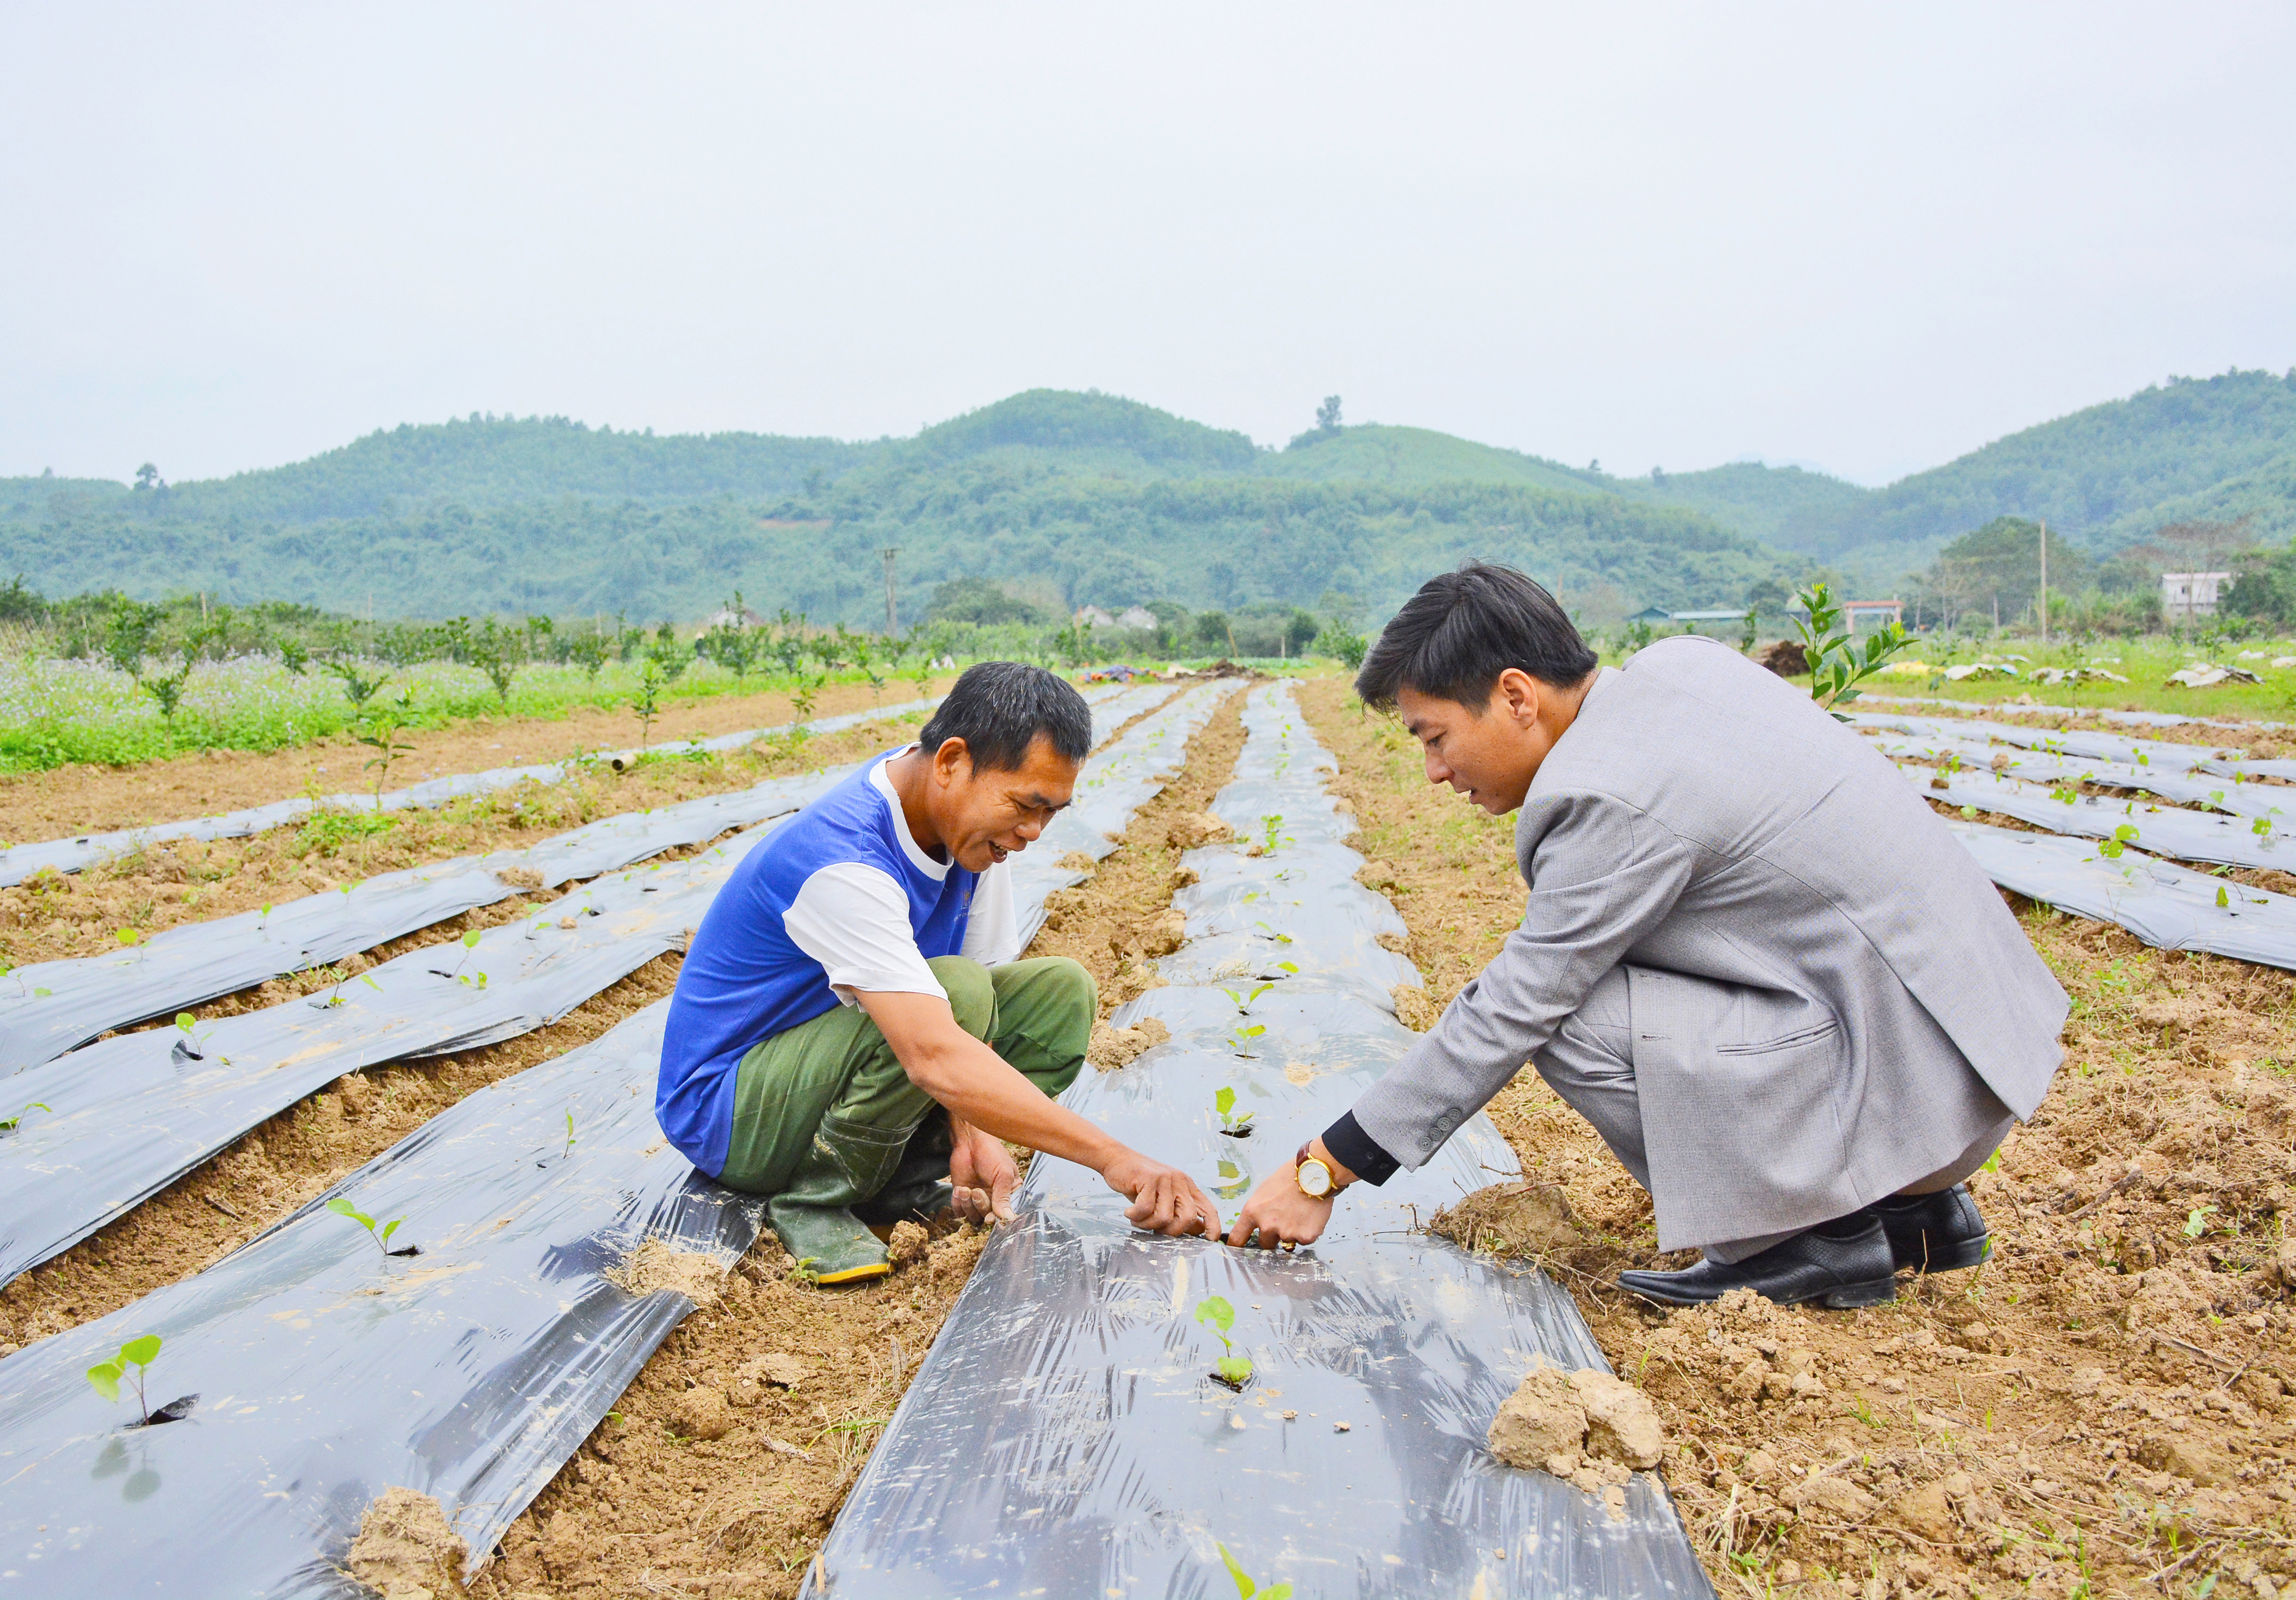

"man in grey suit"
[1227,563,2067,1307]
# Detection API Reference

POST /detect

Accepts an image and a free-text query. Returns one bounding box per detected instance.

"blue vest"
[655,752,977,1178]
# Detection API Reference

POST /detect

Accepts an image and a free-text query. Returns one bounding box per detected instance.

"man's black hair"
[917,660,1093,771]
[1354,562,1599,711]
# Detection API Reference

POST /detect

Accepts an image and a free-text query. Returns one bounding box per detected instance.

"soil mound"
[345,1485,465,1599]
[1430,1179,1582,1255]
[1755,639,1808,677]
[602,1238,726,1307]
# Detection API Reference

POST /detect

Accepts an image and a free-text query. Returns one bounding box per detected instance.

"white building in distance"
[2161,572,2232,618]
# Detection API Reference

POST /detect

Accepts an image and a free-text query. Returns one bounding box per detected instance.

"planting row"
[0,679,1215,1598]
[808,684,1710,1599]
[0,693,946,888]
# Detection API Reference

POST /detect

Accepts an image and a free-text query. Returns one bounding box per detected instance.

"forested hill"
[6,372,2294,623]
[1783,369,2296,575]
[0,390,1790,625]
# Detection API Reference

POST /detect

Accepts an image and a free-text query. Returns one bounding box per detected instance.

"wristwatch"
[1294,1141,1345,1199]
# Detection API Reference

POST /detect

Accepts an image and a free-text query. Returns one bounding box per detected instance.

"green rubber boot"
[767,1112,910,1285]
[854,1110,955,1227]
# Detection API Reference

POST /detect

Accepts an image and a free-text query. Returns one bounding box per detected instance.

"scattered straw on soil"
[345,1484,468,1599]
[603,1239,730,1309]
[0,675,951,851]
[1297,674,2296,1600]
[0,710,943,972]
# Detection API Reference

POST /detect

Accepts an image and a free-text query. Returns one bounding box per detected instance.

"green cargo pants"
[716,954,1094,1197]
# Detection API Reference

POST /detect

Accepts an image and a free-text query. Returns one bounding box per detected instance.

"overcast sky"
[3,4,2291,488]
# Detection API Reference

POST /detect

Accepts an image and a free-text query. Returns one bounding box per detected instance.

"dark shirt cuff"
[1320,1110,1401,1187]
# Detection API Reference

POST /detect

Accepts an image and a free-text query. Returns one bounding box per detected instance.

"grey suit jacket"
[1350,636,2068,1249]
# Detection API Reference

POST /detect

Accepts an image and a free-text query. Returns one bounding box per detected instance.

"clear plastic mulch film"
[806,684,1714,1600]
[0,691,992,888]
[1857,691,2287,738]
[1946,816,2296,972]
[1854,717,2287,820]
[0,766,859,1071]
[0,681,1202,1599]
[1894,763,2296,873]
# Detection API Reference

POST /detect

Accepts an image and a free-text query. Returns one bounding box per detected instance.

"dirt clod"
[888,1220,930,1268]
[671,1387,734,1442]
[1487,1363,1589,1467]
[1430,1180,1582,1255]
[1088,1016,1169,1070]
[601,1238,725,1307]
[345,1485,466,1599]
[1570,1367,1665,1469]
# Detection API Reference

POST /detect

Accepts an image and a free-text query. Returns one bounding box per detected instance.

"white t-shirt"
[779,750,1020,1006]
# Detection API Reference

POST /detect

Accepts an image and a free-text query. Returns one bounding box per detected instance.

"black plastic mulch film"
[1849,712,2296,972]
[0,697,949,889]
[804,685,1714,1600]
[0,681,1197,1599]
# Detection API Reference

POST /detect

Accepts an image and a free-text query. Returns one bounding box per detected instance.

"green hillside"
[1805,369,2296,569]
[0,391,1786,626]
[1258,423,1598,495]
[1611,461,1875,551]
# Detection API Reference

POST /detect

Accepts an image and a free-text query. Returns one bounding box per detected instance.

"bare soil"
[0,675,950,853]
[0,710,940,972]
[1296,673,2296,1600]
[463,684,1253,1600]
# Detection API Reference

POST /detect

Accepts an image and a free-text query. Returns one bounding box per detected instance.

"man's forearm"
[906,1029,1125,1172]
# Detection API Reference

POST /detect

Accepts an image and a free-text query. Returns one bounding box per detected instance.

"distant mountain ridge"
[3,372,2292,620]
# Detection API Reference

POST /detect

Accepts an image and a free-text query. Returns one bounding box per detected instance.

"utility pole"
[880,547,900,636]
[2038,519,2048,645]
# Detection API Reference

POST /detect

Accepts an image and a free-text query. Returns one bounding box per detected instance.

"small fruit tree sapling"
[1216,1542,1293,1600]
[1792,582,1912,717]
[328,1196,418,1257]
[1214,1086,1255,1138]
[1194,1295,1253,1389]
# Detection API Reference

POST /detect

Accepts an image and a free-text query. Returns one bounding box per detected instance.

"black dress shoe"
[1618,1216,1898,1309]
[1866,1185,1990,1274]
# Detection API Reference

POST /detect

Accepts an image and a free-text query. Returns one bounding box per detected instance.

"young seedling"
[1258,814,1289,854]
[1,963,52,999]
[327,1196,418,1257]
[356,712,417,802]
[171,1011,230,1065]
[2094,823,2141,860]
[86,1334,195,1427]
[428,927,486,985]
[0,1101,50,1133]
[564,1108,578,1158]
[631,658,667,749]
[324,658,392,709]
[1216,1543,1292,1600]
[1219,981,1275,1013]
[313,967,385,1009]
[1215,1085,1255,1138]
[789,671,824,724]
[1194,1295,1254,1390]
[1227,1022,1266,1059]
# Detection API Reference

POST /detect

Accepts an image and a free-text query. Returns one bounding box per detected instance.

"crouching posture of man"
[656,661,1219,1283]
[1229,564,2068,1307]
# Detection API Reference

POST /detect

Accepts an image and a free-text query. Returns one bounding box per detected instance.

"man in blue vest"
[657,661,1221,1283]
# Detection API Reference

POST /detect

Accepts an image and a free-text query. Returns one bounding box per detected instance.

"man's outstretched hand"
[1103,1150,1222,1238]
[1226,1162,1335,1250]
[947,1120,1019,1225]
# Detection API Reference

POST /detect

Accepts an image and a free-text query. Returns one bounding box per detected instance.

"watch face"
[1297,1159,1332,1198]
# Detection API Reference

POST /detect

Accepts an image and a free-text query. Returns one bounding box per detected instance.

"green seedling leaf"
[461,929,481,949]
[328,1196,378,1231]
[120,1334,161,1367]
[2183,1205,2214,1238]
[118,927,141,947]
[176,1012,195,1032]
[1215,1086,1237,1119]
[1238,1024,1265,1040]
[1277,961,1298,973]
[0,1099,50,1131]
[1194,1294,1235,1337]
[380,1218,403,1249]
[86,1358,123,1403]
[1215,1355,1255,1387]
[2218,885,2231,908]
